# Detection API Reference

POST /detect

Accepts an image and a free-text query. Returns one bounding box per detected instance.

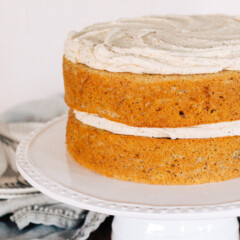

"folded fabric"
[10,200,87,230]
[0,96,68,123]
[0,96,109,240]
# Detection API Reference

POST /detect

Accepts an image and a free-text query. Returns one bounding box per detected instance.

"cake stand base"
[112,217,239,240]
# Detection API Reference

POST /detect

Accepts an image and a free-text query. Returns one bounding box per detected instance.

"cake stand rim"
[16,115,240,220]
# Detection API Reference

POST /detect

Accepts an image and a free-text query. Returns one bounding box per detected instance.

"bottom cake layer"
[66,110,240,185]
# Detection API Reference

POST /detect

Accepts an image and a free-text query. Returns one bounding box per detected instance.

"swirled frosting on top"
[64,15,240,75]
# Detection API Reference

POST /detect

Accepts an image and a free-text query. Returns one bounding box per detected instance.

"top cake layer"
[64,15,240,75]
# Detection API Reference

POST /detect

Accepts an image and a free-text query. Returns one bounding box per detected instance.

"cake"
[63,15,240,185]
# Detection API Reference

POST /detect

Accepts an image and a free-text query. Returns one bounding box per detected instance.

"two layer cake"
[63,15,240,185]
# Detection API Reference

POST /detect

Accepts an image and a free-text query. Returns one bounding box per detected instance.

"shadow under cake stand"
[16,116,240,240]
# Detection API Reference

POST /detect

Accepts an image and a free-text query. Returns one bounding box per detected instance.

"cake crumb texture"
[63,57,240,128]
[66,110,240,185]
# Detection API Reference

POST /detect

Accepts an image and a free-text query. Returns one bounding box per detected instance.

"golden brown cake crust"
[66,110,240,185]
[63,56,240,128]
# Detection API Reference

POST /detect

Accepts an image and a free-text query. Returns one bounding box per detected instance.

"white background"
[0,0,240,112]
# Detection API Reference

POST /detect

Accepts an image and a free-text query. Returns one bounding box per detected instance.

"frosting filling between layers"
[74,110,240,139]
[64,15,240,75]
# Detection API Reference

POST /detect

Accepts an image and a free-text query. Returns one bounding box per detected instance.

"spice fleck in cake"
[63,15,240,185]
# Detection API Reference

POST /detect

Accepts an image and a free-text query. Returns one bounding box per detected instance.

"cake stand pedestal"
[112,217,238,240]
[16,116,240,240]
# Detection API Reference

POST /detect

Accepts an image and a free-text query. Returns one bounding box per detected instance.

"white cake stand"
[16,116,240,240]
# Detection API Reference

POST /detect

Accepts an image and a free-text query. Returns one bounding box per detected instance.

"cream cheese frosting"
[64,15,240,75]
[74,110,240,139]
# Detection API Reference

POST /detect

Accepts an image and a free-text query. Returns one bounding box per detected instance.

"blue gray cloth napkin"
[0,96,108,240]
